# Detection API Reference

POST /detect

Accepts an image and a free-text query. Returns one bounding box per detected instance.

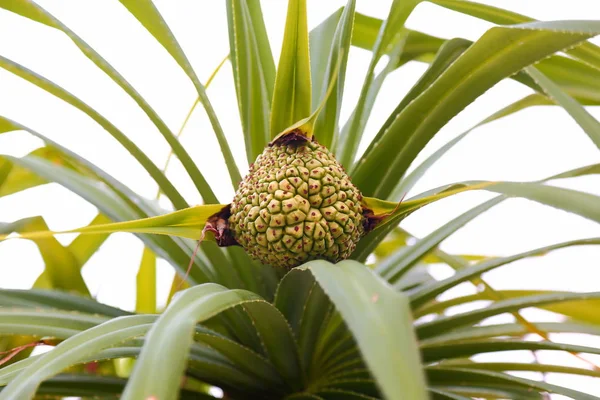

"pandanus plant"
[1,0,600,399]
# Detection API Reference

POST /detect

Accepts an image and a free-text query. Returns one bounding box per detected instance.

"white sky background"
[0,0,600,397]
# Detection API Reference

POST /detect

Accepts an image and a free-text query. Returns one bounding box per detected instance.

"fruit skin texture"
[228,138,365,269]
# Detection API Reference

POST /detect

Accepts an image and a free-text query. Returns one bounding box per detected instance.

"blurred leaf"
[0,315,155,399]
[435,362,600,378]
[422,338,600,363]
[420,322,600,345]
[311,0,355,149]
[0,217,89,296]
[303,260,428,400]
[426,368,599,400]
[376,196,504,283]
[419,290,600,325]
[135,248,156,314]
[67,213,112,266]
[352,10,600,104]
[0,309,109,340]
[353,21,600,198]
[0,153,222,285]
[416,291,600,339]
[0,147,62,198]
[0,289,129,317]
[410,237,600,309]
[0,55,192,208]
[117,0,241,188]
[3,374,210,399]
[226,0,275,162]
[270,0,312,138]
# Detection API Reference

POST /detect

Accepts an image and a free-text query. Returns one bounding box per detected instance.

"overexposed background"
[0,0,599,397]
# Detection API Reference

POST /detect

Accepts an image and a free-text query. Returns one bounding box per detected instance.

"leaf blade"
[303,260,428,400]
[270,0,312,138]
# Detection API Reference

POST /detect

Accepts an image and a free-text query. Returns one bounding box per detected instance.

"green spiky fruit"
[228,137,366,268]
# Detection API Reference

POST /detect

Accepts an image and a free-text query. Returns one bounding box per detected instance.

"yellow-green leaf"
[0,205,226,242]
[136,248,157,314]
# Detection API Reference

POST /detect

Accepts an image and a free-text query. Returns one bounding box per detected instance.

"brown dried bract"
[361,206,387,233]
[269,128,311,147]
[204,204,239,247]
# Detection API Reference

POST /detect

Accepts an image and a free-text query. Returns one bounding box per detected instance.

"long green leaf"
[436,361,600,378]
[390,93,553,200]
[122,283,302,399]
[336,0,419,166]
[422,339,600,363]
[274,269,333,376]
[303,260,428,400]
[0,289,128,317]
[351,11,600,104]
[428,0,600,68]
[117,0,241,188]
[416,291,600,339]
[0,47,194,207]
[1,202,224,242]
[0,153,219,284]
[270,0,312,138]
[375,195,504,283]
[410,237,600,308]
[417,290,600,326]
[420,322,600,345]
[525,66,600,149]
[311,0,355,149]
[0,316,154,399]
[359,38,471,174]
[353,20,600,198]
[426,367,600,400]
[226,0,275,161]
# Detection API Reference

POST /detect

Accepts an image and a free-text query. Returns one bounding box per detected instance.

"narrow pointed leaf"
[0,289,128,317]
[0,57,192,207]
[311,0,355,149]
[416,292,600,339]
[270,0,312,138]
[427,368,600,400]
[525,66,600,149]
[0,316,155,399]
[418,290,600,326]
[353,21,600,198]
[358,37,472,173]
[336,0,420,166]
[226,0,275,161]
[410,238,600,309]
[429,0,600,68]
[118,0,241,187]
[1,203,225,242]
[390,93,553,200]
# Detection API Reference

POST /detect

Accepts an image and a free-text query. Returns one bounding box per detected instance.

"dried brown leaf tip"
[204,204,239,247]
